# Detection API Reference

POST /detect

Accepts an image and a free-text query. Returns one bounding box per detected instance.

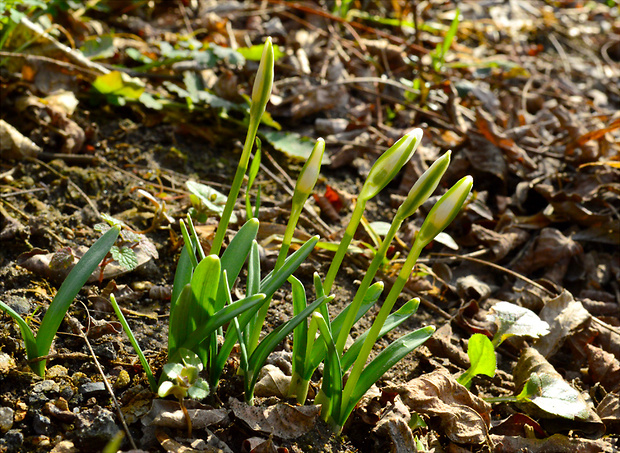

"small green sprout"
[158,348,210,437]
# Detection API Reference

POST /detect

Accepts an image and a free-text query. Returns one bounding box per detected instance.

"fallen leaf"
[384,368,491,445]
[596,393,620,434]
[534,290,591,358]
[490,433,613,453]
[514,348,604,436]
[254,364,291,399]
[585,344,620,393]
[488,301,550,346]
[229,398,320,440]
[142,399,228,430]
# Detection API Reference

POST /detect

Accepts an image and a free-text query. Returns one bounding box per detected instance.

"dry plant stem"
[68,314,137,450]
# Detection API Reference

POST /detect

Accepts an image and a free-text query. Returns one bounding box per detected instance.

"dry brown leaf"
[142,400,228,430]
[513,228,583,276]
[596,393,620,434]
[0,119,42,160]
[373,395,417,453]
[490,433,614,453]
[585,345,620,393]
[534,290,591,358]
[254,364,291,399]
[229,398,320,440]
[384,368,491,445]
[470,224,529,261]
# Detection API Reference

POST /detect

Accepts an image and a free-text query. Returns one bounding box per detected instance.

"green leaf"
[457,333,496,388]
[92,71,144,99]
[110,246,138,271]
[237,43,285,61]
[109,294,156,391]
[341,298,420,372]
[0,300,38,372]
[80,35,115,60]
[517,372,591,420]
[488,301,550,347]
[168,284,195,359]
[186,180,237,223]
[35,226,120,375]
[188,379,210,400]
[340,326,435,427]
[262,131,331,164]
[170,245,194,313]
[179,293,266,355]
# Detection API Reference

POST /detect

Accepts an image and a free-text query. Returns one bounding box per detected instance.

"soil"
[1,1,619,453]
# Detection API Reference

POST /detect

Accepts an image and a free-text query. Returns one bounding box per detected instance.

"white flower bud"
[295,138,325,196]
[250,37,274,122]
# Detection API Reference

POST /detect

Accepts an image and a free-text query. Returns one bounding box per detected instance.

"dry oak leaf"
[229,397,320,440]
[384,368,491,445]
[585,344,620,393]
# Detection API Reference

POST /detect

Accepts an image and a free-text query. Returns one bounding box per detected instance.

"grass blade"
[0,301,39,374]
[36,226,120,370]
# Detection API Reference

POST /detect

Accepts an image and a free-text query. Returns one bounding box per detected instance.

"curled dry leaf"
[384,368,491,445]
[585,344,620,393]
[254,364,291,399]
[373,395,418,453]
[142,399,228,430]
[229,398,320,440]
[534,290,591,358]
[490,433,614,453]
[513,228,582,276]
[596,393,620,434]
[0,119,41,160]
[470,223,529,261]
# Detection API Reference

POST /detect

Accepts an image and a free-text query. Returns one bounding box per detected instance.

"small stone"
[0,353,16,375]
[59,384,75,401]
[50,440,78,453]
[32,412,53,436]
[33,380,60,394]
[0,406,14,432]
[315,118,349,135]
[0,429,23,451]
[28,392,50,406]
[5,296,31,314]
[79,382,106,399]
[113,370,130,390]
[46,365,68,378]
[74,406,120,449]
[92,342,116,360]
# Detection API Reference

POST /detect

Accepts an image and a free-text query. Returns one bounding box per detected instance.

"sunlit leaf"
[488,301,550,347]
[186,180,237,223]
[262,131,331,164]
[110,246,138,271]
[237,43,285,61]
[457,333,496,388]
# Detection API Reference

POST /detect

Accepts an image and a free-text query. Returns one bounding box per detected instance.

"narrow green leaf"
[0,300,39,374]
[168,284,195,359]
[341,326,435,426]
[341,298,420,371]
[170,245,193,313]
[36,226,120,368]
[109,294,156,391]
[312,313,342,424]
[179,293,265,355]
[247,241,260,297]
[245,295,332,402]
[289,276,308,378]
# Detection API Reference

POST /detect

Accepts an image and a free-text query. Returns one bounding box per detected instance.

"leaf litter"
[0,0,619,452]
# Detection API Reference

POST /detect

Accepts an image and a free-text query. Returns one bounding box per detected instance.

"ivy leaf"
[488,301,550,347]
[457,333,496,388]
[49,247,75,270]
[110,246,138,271]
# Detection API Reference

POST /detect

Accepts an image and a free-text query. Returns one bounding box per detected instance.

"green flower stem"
[341,239,425,410]
[334,151,451,354]
[322,130,422,293]
[211,38,274,256]
[341,175,473,410]
[334,219,401,355]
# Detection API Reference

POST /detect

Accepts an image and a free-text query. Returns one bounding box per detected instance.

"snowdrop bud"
[250,37,274,122]
[295,138,325,196]
[396,151,451,220]
[358,128,423,202]
[416,175,473,247]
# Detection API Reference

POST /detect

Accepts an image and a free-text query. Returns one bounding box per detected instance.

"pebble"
[78,382,106,399]
[0,429,23,451]
[46,365,68,378]
[113,370,130,390]
[33,380,60,394]
[32,412,53,436]
[93,342,116,360]
[74,406,120,449]
[0,353,16,375]
[50,440,78,453]
[0,407,14,432]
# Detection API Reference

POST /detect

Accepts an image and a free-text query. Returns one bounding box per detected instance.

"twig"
[68,309,138,450]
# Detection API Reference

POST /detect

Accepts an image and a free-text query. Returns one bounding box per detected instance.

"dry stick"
[67,312,137,450]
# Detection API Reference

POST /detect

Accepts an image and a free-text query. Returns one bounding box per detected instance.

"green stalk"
[211,38,274,256]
